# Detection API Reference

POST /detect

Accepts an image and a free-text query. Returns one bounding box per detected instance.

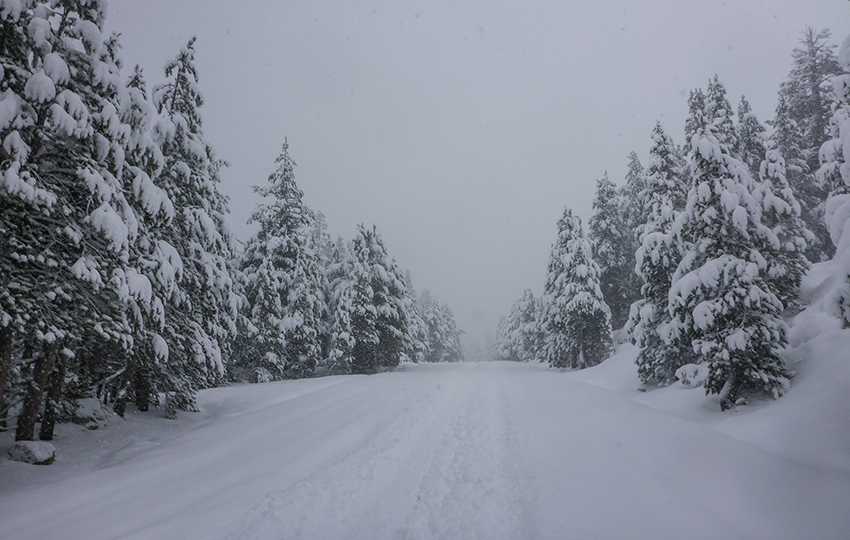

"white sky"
[105,0,849,354]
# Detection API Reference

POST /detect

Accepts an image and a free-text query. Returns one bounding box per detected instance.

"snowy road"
[1,361,848,540]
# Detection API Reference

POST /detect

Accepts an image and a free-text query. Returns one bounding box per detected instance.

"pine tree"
[234,142,326,381]
[620,151,648,231]
[108,63,178,415]
[617,152,648,323]
[495,289,542,362]
[685,88,707,144]
[325,237,357,374]
[704,76,737,148]
[336,226,409,374]
[542,208,612,369]
[816,32,850,326]
[628,122,694,385]
[1,1,158,438]
[668,78,790,410]
[400,271,428,363]
[152,38,237,414]
[771,28,843,262]
[754,149,811,311]
[588,173,633,328]
[735,96,767,177]
[420,291,464,363]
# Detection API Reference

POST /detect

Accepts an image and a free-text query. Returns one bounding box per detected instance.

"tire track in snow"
[220,368,476,540]
[387,371,530,540]
[220,365,530,540]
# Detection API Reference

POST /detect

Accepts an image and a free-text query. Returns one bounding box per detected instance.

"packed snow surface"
[2,348,849,540]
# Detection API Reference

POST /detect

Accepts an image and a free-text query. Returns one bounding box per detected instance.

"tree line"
[496,28,850,410]
[0,0,463,444]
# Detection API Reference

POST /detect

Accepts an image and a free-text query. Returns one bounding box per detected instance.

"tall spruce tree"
[107,63,179,416]
[343,225,409,374]
[754,149,811,311]
[400,272,428,364]
[588,173,633,329]
[628,122,693,385]
[495,289,542,362]
[735,96,767,177]
[152,38,237,414]
[420,291,464,363]
[668,78,790,410]
[817,32,850,326]
[235,141,325,381]
[325,237,357,374]
[0,1,159,438]
[771,28,843,262]
[542,208,612,369]
[620,151,648,231]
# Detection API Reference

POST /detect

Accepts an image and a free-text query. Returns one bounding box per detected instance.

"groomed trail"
[1,361,848,540]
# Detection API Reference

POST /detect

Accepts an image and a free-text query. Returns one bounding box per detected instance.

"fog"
[105,0,849,355]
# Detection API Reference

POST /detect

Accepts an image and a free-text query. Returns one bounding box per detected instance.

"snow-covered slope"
[2,342,849,539]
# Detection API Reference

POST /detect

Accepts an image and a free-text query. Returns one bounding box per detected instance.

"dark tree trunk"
[133,367,152,412]
[15,343,56,441]
[113,360,134,418]
[0,327,12,428]
[39,359,65,441]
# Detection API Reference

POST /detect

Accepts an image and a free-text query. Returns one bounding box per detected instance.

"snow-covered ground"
[2,323,849,540]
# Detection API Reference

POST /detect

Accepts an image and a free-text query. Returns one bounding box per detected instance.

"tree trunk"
[719,375,737,411]
[133,367,152,412]
[15,343,56,441]
[0,327,12,428]
[39,359,65,441]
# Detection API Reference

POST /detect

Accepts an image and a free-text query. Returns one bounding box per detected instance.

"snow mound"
[8,441,56,465]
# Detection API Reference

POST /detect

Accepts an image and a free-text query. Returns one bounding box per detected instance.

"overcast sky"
[105,0,848,355]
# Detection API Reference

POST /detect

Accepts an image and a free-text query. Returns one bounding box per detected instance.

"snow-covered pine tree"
[668,77,790,410]
[735,96,767,177]
[588,173,633,329]
[325,237,357,374]
[735,98,812,309]
[234,141,325,381]
[685,88,707,143]
[400,271,428,364]
[303,209,333,362]
[628,122,694,385]
[106,62,179,416]
[152,38,237,414]
[494,315,516,362]
[754,149,811,311]
[816,32,850,326]
[617,152,648,322]
[620,151,648,231]
[280,218,327,378]
[704,75,737,148]
[0,0,38,429]
[345,225,408,374]
[635,122,689,240]
[420,291,464,363]
[542,208,612,369]
[438,303,464,363]
[495,289,542,362]
[771,28,843,262]
[0,1,161,439]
